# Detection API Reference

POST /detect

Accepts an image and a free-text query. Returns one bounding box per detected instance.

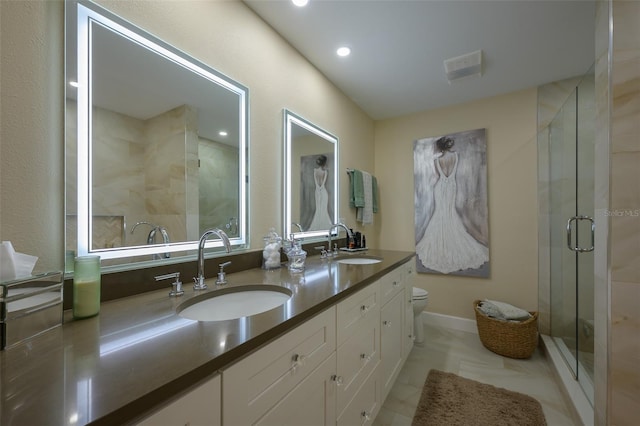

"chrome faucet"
[131,221,171,259]
[327,222,354,256]
[194,228,231,290]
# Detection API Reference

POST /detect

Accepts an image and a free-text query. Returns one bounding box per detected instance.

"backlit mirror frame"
[72,0,248,261]
[283,110,338,240]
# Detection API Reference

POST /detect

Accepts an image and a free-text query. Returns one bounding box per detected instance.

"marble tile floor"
[373,322,582,426]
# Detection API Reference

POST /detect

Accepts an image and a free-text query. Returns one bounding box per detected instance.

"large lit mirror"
[65,1,248,267]
[284,110,338,240]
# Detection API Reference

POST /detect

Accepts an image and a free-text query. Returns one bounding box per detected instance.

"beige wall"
[374,89,539,320]
[0,1,65,274]
[0,0,375,276]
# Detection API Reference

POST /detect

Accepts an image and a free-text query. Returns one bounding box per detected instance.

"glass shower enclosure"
[548,67,595,405]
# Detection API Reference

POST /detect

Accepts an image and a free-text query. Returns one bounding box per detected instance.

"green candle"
[73,255,101,319]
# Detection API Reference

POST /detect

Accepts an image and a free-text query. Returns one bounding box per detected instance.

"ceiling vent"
[443,50,483,83]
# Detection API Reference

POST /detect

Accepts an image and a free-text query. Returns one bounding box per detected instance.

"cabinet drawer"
[336,310,379,416]
[336,281,379,346]
[337,364,380,426]
[222,307,336,425]
[379,269,403,306]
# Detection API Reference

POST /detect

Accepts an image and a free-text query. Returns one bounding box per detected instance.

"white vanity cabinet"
[335,281,380,416]
[222,307,336,425]
[136,375,221,426]
[141,257,415,426]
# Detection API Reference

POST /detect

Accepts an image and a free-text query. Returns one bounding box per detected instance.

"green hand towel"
[349,170,365,208]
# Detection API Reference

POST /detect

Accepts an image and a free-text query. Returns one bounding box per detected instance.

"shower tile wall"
[592,1,610,423]
[143,104,192,244]
[608,0,640,423]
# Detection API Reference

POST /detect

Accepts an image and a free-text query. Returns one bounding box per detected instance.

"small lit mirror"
[283,110,338,240]
[65,1,248,267]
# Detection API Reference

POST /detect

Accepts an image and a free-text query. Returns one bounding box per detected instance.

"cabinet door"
[337,365,380,426]
[380,290,404,399]
[336,281,379,346]
[336,310,379,416]
[136,375,220,426]
[223,307,336,425]
[403,262,415,359]
[257,353,337,426]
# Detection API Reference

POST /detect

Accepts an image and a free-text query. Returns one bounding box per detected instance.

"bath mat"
[411,369,547,426]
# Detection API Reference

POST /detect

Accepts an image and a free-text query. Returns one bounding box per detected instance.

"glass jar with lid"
[262,228,282,270]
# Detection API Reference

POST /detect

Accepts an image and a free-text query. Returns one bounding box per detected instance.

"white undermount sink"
[336,257,382,265]
[177,285,292,321]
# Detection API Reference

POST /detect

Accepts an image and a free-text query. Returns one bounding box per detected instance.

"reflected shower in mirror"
[283,110,338,240]
[66,1,248,265]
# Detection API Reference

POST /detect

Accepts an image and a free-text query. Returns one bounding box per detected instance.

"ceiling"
[244,0,596,120]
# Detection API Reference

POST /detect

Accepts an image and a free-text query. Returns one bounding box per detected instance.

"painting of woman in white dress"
[301,153,334,231]
[414,129,489,277]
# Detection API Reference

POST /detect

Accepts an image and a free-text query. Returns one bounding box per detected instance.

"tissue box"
[1,271,63,350]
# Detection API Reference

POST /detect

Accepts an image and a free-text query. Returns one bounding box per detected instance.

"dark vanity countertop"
[0,249,415,426]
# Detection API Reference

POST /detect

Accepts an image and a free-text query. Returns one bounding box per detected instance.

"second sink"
[177,285,292,322]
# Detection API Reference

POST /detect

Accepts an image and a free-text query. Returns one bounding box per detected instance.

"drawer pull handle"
[361,411,371,422]
[360,305,370,314]
[392,281,399,287]
[360,353,372,362]
[291,353,307,373]
[383,320,392,327]
[331,374,344,386]
[292,353,307,365]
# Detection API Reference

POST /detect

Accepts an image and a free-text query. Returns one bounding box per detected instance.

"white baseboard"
[422,311,478,334]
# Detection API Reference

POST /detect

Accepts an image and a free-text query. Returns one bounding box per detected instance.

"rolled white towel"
[482,299,531,321]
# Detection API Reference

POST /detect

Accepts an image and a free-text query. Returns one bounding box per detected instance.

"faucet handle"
[155,272,184,297]
[216,261,232,286]
[314,246,328,258]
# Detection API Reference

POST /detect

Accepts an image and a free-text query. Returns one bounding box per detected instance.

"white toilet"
[412,287,429,345]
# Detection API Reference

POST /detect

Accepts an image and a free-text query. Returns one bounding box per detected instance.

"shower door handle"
[567,216,595,252]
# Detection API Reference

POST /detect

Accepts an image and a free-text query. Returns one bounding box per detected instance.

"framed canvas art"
[413,128,489,277]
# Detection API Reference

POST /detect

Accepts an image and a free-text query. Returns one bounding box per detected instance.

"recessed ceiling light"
[291,0,308,7]
[219,131,228,137]
[336,46,351,57]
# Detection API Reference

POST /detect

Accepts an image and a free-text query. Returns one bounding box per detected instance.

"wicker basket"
[473,300,539,359]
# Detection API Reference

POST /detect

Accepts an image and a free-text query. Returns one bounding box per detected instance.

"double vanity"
[0,4,421,425]
[1,249,416,425]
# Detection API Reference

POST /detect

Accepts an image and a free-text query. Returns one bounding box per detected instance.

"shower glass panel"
[548,68,595,405]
